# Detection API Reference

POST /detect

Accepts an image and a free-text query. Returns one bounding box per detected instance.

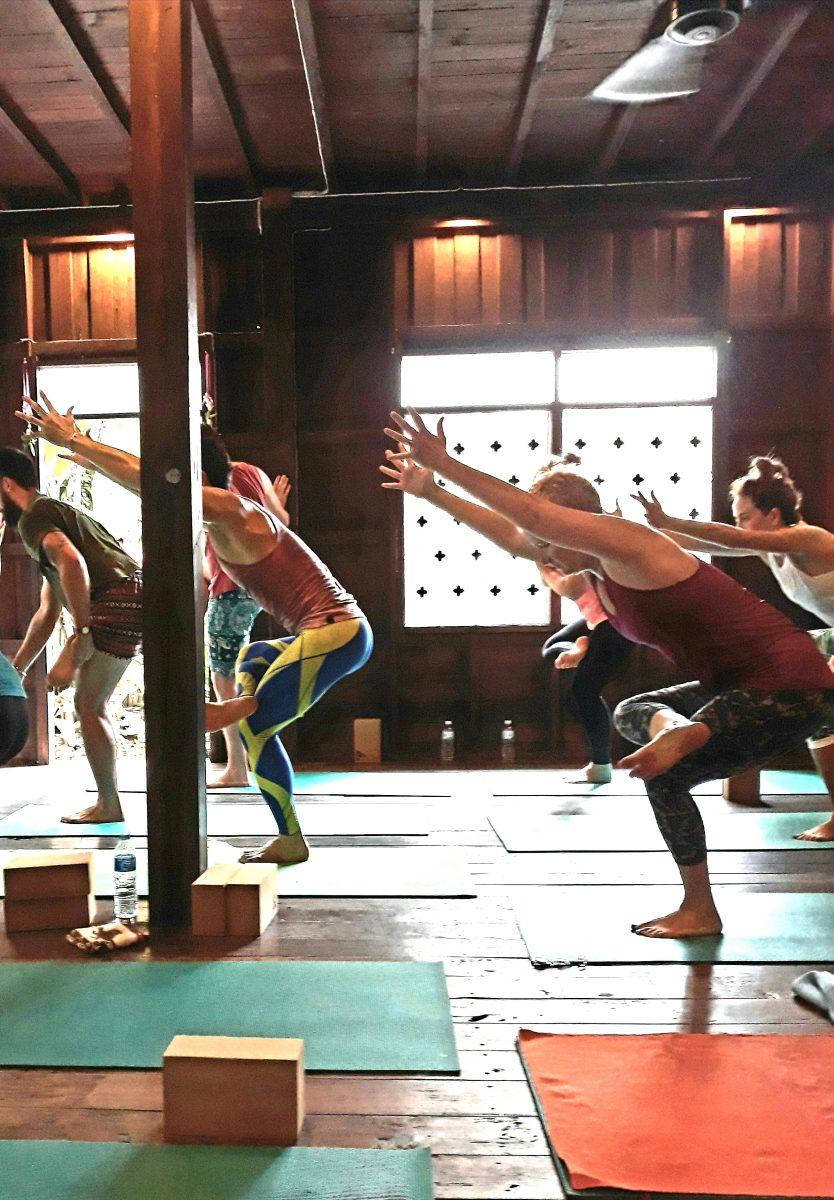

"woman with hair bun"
[635,454,834,840]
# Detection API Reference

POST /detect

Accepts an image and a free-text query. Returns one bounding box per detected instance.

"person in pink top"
[382,410,834,940]
[204,459,291,789]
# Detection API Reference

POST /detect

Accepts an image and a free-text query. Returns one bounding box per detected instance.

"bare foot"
[205,695,257,733]
[794,818,834,842]
[239,832,310,865]
[565,762,612,785]
[618,722,710,782]
[631,904,723,939]
[207,771,251,790]
[62,803,124,825]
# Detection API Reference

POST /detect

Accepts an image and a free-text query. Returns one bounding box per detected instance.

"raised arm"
[18,393,141,494]
[385,410,645,563]
[380,448,540,560]
[633,488,820,555]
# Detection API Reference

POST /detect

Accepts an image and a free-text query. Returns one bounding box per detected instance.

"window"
[401,353,555,628]
[400,344,718,630]
[34,362,144,760]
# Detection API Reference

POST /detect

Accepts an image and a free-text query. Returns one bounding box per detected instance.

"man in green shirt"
[0,447,142,823]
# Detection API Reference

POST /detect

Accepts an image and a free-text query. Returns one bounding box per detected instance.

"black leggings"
[614,683,834,867]
[0,696,28,765]
[542,618,632,764]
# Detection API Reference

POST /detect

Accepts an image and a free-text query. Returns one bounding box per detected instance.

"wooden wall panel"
[406,233,544,328]
[727,214,833,325]
[29,241,136,342]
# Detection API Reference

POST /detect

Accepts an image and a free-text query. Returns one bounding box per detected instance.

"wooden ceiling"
[0,0,831,208]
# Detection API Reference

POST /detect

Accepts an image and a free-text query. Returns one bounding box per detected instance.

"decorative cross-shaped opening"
[452,586,464,597]
[490,586,501,596]
[490,441,502,452]
[435,550,445,561]
[417,516,427,527]
[453,443,464,455]
[670,473,681,484]
[651,437,662,449]
[613,437,624,449]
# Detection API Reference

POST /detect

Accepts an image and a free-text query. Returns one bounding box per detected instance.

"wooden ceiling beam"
[594,105,638,181]
[695,4,812,169]
[191,0,260,191]
[291,0,334,191]
[416,0,434,182]
[0,84,81,201]
[44,0,131,133]
[507,0,566,180]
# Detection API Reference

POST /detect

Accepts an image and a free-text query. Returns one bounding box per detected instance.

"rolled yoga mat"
[0,960,459,1071]
[489,807,834,853]
[514,886,834,965]
[519,1030,834,1199]
[0,1141,434,1200]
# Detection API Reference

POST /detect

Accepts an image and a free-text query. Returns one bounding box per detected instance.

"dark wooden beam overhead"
[44,0,131,133]
[0,84,81,201]
[415,0,434,182]
[0,199,260,240]
[291,0,334,190]
[507,0,566,179]
[128,0,206,929]
[696,4,812,169]
[595,105,638,181]
[191,0,260,190]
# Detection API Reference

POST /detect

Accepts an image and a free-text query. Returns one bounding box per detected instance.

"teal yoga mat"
[0,800,429,839]
[0,1142,434,1200]
[91,768,455,797]
[489,808,834,853]
[490,768,826,797]
[0,960,459,1071]
[514,887,834,965]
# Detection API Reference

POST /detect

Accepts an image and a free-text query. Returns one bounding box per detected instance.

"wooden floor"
[1,763,833,1199]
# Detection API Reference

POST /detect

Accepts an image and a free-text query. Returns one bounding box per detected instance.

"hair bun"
[751,455,791,482]
[561,452,581,467]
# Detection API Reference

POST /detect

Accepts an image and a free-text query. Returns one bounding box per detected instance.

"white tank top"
[766,552,834,626]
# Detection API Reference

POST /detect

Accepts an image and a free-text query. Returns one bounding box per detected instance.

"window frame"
[396,333,726,635]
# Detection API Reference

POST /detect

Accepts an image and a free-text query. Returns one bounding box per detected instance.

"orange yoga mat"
[519,1030,834,1197]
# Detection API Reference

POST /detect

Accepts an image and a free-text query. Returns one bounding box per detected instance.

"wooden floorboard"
[0,764,832,1198]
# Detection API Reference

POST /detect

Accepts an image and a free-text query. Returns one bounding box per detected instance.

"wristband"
[75,625,91,637]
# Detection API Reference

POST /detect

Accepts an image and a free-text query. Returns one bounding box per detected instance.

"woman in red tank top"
[384,410,834,941]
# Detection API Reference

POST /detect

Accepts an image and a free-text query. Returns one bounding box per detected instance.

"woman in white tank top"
[635,455,834,841]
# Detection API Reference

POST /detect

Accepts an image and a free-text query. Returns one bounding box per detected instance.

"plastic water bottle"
[440,720,455,764]
[500,719,516,765]
[114,838,138,925]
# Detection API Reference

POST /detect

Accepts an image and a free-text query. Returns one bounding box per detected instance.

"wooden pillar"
[129,0,206,927]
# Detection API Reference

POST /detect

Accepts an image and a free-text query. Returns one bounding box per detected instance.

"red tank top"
[207,463,268,599]
[214,507,362,635]
[599,559,834,693]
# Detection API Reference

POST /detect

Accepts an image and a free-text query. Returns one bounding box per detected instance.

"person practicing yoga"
[0,445,142,823]
[635,455,834,841]
[20,395,372,866]
[381,411,834,939]
[205,460,291,790]
[0,513,29,765]
[540,562,632,785]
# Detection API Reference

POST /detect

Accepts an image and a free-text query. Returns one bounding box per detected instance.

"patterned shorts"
[808,627,834,746]
[90,573,143,660]
[207,588,261,677]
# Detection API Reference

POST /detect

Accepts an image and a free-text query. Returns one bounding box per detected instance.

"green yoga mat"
[489,808,834,853]
[0,1142,434,1200]
[0,800,429,839]
[98,767,455,797]
[490,768,826,797]
[514,887,834,965]
[0,960,458,1071]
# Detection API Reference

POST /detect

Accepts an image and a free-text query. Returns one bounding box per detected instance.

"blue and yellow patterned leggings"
[235,617,373,834]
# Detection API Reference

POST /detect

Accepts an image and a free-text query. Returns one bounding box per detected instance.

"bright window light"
[401,351,555,410]
[559,345,717,406]
[36,362,140,417]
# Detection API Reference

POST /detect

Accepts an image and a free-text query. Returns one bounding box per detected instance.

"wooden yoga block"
[4,893,95,934]
[191,864,237,936]
[3,851,94,902]
[225,864,278,938]
[723,768,762,805]
[163,1034,305,1145]
[353,717,381,764]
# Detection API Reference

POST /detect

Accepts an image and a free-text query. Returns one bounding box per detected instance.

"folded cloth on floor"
[66,922,149,954]
[792,970,834,1020]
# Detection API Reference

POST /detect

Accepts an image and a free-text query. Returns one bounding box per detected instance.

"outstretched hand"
[553,635,589,670]
[632,489,667,528]
[384,408,450,473]
[379,443,436,499]
[273,473,291,508]
[15,391,79,449]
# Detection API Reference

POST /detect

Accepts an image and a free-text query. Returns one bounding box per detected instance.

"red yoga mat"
[519,1030,834,1197]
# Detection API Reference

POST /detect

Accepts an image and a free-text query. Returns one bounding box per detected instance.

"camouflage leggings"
[614,684,834,866]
